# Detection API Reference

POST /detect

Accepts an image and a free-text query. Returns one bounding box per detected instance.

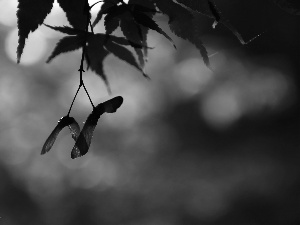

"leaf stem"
[69,2,95,114]
[81,2,95,109]
[67,85,81,116]
[83,82,95,109]
[89,0,104,10]
[79,47,95,109]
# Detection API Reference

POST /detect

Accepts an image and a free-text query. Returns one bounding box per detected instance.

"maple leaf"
[105,9,145,67]
[106,35,153,52]
[204,1,246,44]
[104,37,149,78]
[176,0,212,16]
[124,0,157,66]
[207,0,221,28]
[44,24,87,62]
[102,0,175,64]
[104,11,121,35]
[86,34,111,92]
[85,32,149,91]
[43,24,85,35]
[154,0,210,66]
[128,0,156,61]
[220,21,246,45]
[119,12,145,67]
[92,0,121,27]
[132,10,176,49]
[140,26,150,62]
[128,0,155,8]
[41,116,80,155]
[17,0,54,63]
[102,4,134,35]
[71,96,123,159]
[175,0,246,44]
[108,35,146,49]
[176,0,221,27]
[47,35,85,63]
[57,0,90,30]
[95,1,166,65]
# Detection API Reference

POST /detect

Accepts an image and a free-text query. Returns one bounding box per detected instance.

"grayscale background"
[0,0,299,224]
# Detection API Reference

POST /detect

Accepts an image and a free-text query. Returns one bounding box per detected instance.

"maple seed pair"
[41,96,123,159]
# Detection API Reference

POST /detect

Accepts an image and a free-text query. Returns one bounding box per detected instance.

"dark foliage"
[16,0,299,157]
[17,0,54,63]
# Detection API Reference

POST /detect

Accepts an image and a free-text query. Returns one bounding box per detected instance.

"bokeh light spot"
[5,28,48,65]
[0,73,29,122]
[173,58,212,97]
[73,156,119,189]
[105,82,161,129]
[1,113,47,166]
[200,86,242,129]
[241,68,292,113]
[0,0,17,27]
[187,180,229,220]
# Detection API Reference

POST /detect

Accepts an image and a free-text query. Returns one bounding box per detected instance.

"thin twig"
[69,1,95,113]
[83,82,95,109]
[89,0,104,10]
[67,85,81,116]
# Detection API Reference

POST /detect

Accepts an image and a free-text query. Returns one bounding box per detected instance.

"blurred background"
[0,0,299,224]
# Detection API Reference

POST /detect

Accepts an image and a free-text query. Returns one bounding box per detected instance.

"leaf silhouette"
[102,4,132,35]
[44,24,85,35]
[41,116,79,155]
[47,35,85,63]
[95,0,156,63]
[155,0,210,66]
[132,11,176,49]
[108,35,147,49]
[120,13,145,67]
[206,0,245,41]
[186,14,210,66]
[135,43,145,68]
[127,0,156,60]
[93,1,159,67]
[17,0,54,63]
[140,26,150,62]
[86,34,111,92]
[104,38,148,78]
[57,0,90,30]
[71,96,123,159]
[134,5,158,14]
[170,0,246,45]
[207,0,221,28]
[176,0,210,15]
[104,12,121,35]
[128,0,155,8]
[220,21,246,45]
[92,0,120,27]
